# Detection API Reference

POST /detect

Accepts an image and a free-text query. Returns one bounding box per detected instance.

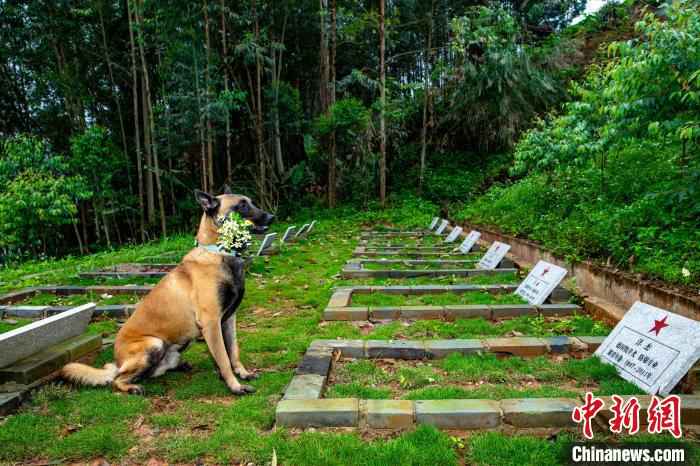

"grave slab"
[297,347,333,376]
[574,336,606,352]
[0,391,22,415]
[323,307,368,321]
[415,399,501,429]
[366,340,428,359]
[369,307,401,320]
[276,399,359,427]
[501,398,578,427]
[365,400,414,429]
[310,339,366,359]
[538,303,580,317]
[482,337,548,357]
[0,333,101,384]
[328,290,353,307]
[283,374,326,400]
[0,303,95,368]
[424,340,484,358]
[399,306,444,320]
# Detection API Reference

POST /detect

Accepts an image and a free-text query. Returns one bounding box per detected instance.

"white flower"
[217,212,252,253]
[682,268,691,278]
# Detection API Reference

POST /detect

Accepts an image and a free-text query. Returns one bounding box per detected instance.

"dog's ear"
[194,190,220,214]
[222,184,233,195]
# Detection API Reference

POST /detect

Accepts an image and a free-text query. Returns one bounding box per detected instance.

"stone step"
[0,333,102,385]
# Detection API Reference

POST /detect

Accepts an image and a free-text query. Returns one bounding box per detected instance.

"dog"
[61,187,274,395]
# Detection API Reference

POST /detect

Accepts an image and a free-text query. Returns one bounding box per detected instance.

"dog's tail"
[61,362,119,387]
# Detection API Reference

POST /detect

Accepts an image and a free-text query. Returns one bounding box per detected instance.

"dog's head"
[195,186,274,235]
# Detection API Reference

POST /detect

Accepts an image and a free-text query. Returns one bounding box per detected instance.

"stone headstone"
[281,226,297,243]
[429,217,439,230]
[295,223,310,238]
[444,226,463,243]
[256,232,278,256]
[458,230,481,253]
[307,220,317,234]
[477,241,510,270]
[435,220,449,235]
[514,260,568,305]
[0,303,95,368]
[595,301,700,396]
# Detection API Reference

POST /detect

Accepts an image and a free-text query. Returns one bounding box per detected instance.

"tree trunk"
[126,0,145,242]
[220,0,232,181]
[379,0,387,207]
[192,37,207,192]
[97,2,132,196]
[419,0,435,193]
[328,0,337,207]
[141,72,155,223]
[72,220,85,255]
[253,0,267,206]
[135,0,167,236]
[203,0,214,190]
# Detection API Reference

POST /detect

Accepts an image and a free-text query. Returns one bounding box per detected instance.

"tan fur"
[61,192,268,395]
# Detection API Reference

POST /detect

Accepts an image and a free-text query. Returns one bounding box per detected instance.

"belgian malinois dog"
[62,187,274,395]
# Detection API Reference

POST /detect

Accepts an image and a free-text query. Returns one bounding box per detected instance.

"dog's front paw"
[235,368,259,380]
[229,384,256,395]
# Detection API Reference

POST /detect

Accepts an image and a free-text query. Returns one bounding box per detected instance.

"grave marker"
[429,217,439,230]
[444,226,463,243]
[515,260,568,305]
[595,301,700,395]
[256,233,278,256]
[435,220,449,235]
[477,241,510,270]
[295,223,310,238]
[307,220,317,235]
[281,226,297,243]
[458,230,481,254]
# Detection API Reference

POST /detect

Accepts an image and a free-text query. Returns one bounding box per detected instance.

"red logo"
[573,393,683,439]
[649,315,670,336]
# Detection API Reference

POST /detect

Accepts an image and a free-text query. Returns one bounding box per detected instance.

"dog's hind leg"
[113,337,165,395]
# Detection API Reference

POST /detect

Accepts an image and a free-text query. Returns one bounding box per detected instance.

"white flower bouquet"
[216,212,253,254]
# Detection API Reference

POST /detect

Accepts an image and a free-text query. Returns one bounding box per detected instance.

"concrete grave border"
[0,303,96,368]
[341,258,517,279]
[276,339,700,429]
[78,263,176,279]
[323,284,575,321]
[0,285,153,305]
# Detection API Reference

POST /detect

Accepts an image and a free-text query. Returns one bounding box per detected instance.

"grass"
[337,270,522,287]
[0,210,670,465]
[325,354,642,400]
[0,317,32,333]
[351,290,527,307]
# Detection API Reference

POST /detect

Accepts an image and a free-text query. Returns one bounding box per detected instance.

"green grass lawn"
[362,260,481,270]
[0,214,690,465]
[351,291,527,307]
[336,270,522,287]
[326,354,643,400]
[0,317,32,334]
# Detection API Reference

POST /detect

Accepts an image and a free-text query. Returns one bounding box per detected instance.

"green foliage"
[439,6,561,152]
[0,135,90,256]
[461,2,700,287]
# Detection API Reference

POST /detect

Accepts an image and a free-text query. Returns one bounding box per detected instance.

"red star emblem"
[541,267,550,277]
[649,315,670,336]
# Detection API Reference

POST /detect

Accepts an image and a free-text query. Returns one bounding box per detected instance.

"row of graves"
[276,218,700,441]
[0,221,319,414]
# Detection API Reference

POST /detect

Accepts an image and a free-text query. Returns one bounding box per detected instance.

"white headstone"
[595,301,700,396]
[458,230,481,254]
[256,232,278,256]
[295,223,310,238]
[307,220,317,234]
[477,241,510,270]
[429,217,439,230]
[435,219,449,235]
[444,226,463,243]
[281,226,296,243]
[514,260,568,305]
